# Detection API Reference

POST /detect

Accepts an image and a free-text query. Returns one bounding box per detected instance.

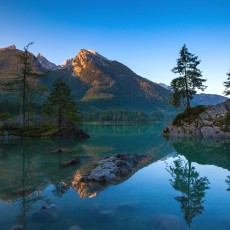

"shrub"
[172,105,206,126]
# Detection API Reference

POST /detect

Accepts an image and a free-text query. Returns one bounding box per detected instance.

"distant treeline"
[0,98,42,115]
[0,98,174,122]
[81,110,174,122]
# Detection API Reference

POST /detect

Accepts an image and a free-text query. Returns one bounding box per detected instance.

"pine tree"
[43,79,81,130]
[223,70,230,96]
[170,45,207,110]
[4,43,45,131]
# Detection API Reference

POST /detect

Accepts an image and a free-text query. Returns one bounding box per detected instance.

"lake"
[0,124,229,230]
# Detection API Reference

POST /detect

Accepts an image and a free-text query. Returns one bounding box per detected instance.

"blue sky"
[1,0,230,95]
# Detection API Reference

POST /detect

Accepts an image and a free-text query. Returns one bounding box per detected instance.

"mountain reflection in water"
[0,124,229,230]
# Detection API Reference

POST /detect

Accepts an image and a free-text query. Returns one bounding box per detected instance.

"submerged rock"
[68,226,83,230]
[150,213,189,230]
[72,153,153,198]
[9,226,24,230]
[31,204,62,223]
[60,157,80,168]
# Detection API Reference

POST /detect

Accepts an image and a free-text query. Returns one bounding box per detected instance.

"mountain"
[159,83,228,105]
[41,49,172,114]
[73,49,170,109]
[37,53,59,70]
[192,93,228,105]
[0,45,44,80]
[0,46,174,121]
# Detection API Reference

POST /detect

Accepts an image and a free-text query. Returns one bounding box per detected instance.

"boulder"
[72,153,153,198]
[163,99,230,138]
[60,157,80,168]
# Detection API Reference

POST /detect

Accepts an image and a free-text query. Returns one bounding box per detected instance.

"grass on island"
[172,105,206,127]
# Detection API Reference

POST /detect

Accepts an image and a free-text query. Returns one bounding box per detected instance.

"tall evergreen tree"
[170,45,207,110]
[4,43,45,131]
[223,70,230,96]
[43,79,81,130]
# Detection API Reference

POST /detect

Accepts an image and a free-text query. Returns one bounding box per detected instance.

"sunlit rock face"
[72,153,153,198]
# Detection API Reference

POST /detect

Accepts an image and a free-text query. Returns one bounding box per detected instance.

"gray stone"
[164,99,230,138]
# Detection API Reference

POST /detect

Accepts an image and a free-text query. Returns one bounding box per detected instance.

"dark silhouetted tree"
[167,157,210,226]
[171,45,207,110]
[43,79,81,130]
[223,70,230,96]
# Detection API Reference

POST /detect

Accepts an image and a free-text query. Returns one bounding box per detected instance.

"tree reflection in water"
[14,142,50,229]
[226,176,230,191]
[167,157,210,226]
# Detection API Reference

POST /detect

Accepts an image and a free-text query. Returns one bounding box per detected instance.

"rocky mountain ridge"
[0,45,174,120]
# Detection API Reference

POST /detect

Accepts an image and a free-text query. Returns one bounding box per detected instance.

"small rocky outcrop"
[163,99,230,138]
[51,124,90,138]
[72,153,153,198]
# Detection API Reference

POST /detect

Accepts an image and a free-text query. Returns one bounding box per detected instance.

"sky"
[0,0,230,96]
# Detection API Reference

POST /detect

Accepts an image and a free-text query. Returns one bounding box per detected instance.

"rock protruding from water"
[72,153,153,198]
[51,123,90,138]
[163,99,230,138]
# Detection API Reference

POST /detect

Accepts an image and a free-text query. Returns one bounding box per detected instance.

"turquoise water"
[0,124,229,230]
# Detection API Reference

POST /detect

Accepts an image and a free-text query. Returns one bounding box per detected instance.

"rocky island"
[163,99,230,138]
[72,153,153,198]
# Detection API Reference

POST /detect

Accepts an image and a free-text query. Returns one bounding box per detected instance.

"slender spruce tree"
[43,79,81,130]
[170,45,207,110]
[4,42,44,132]
[223,70,230,96]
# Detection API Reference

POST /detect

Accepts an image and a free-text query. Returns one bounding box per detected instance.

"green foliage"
[225,111,230,126]
[43,79,81,129]
[170,44,207,109]
[0,112,11,121]
[172,105,206,126]
[223,70,230,96]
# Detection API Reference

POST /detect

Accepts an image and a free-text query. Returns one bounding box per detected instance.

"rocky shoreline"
[163,99,230,138]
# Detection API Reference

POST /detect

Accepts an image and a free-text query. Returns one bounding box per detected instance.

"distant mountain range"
[0,45,228,121]
[0,45,174,121]
[159,83,228,106]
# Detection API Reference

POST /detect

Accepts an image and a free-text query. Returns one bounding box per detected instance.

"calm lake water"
[0,124,229,230]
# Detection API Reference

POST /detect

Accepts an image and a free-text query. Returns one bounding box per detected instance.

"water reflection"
[167,157,210,226]
[168,138,230,171]
[226,176,230,191]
